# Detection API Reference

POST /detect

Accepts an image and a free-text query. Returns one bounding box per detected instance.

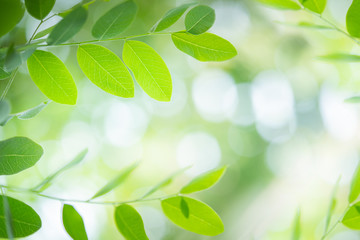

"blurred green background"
[1,0,360,239]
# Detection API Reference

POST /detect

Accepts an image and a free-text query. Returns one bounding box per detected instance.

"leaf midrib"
[187,9,213,32]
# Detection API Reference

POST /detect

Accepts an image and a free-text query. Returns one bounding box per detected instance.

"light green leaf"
[256,0,301,10]
[346,0,360,38]
[171,32,237,61]
[299,0,326,14]
[25,0,55,20]
[342,202,360,229]
[77,44,134,98]
[180,166,227,194]
[92,0,137,40]
[0,0,25,37]
[0,137,43,175]
[324,177,340,235]
[91,162,138,200]
[0,195,41,238]
[292,209,301,240]
[62,204,88,240]
[33,26,55,40]
[349,162,360,203]
[346,96,360,103]
[185,5,215,35]
[27,50,77,105]
[16,100,50,120]
[317,53,360,62]
[276,21,333,30]
[0,100,11,124]
[33,149,88,192]
[161,196,224,236]
[47,7,87,45]
[114,204,149,240]
[123,40,172,101]
[151,3,194,32]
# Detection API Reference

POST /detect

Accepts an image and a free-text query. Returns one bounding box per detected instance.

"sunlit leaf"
[349,162,360,203]
[0,0,25,37]
[77,44,134,98]
[185,5,215,35]
[33,26,55,40]
[151,3,194,32]
[172,31,237,61]
[342,202,360,229]
[123,40,172,101]
[33,149,88,192]
[180,166,227,194]
[180,197,189,218]
[27,50,77,105]
[25,0,55,20]
[317,53,360,62]
[299,0,326,14]
[0,100,11,124]
[92,0,137,40]
[292,209,301,240]
[91,162,138,200]
[114,204,149,240]
[62,204,88,240]
[161,196,224,236]
[346,0,360,38]
[276,21,332,30]
[0,195,41,238]
[256,0,301,10]
[0,137,43,175]
[47,7,87,45]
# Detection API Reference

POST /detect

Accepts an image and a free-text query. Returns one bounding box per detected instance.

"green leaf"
[62,204,88,240]
[161,196,224,236]
[77,44,134,98]
[342,202,360,229]
[151,3,194,32]
[349,162,360,203]
[0,195,41,238]
[0,0,25,37]
[2,195,14,239]
[299,0,326,14]
[0,100,11,124]
[27,50,77,105]
[171,32,237,62]
[114,204,149,240]
[256,0,301,10]
[92,0,137,40]
[324,177,340,235]
[16,100,50,120]
[276,21,333,30]
[123,40,172,101]
[91,162,138,200]
[292,209,301,240]
[317,53,360,62]
[33,149,88,192]
[180,166,227,194]
[33,26,55,40]
[346,0,360,38]
[185,5,215,35]
[47,7,87,45]
[0,115,13,127]
[0,60,11,80]
[0,137,43,175]
[25,0,55,20]
[180,197,189,218]
[4,45,37,72]
[345,96,360,103]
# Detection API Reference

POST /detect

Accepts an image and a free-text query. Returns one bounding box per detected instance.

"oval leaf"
[0,0,25,37]
[62,204,88,240]
[123,40,172,101]
[185,5,215,35]
[77,44,134,97]
[342,202,360,229]
[151,3,194,32]
[172,32,237,62]
[0,195,41,238]
[114,204,149,240]
[27,50,77,105]
[16,100,50,120]
[0,137,43,175]
[180,166,227,194]
[346,0,360,38]
[318,53,360,62]
[161,196,224,236]
[25,0,55,20]
[47,7,87,45]
[92,0,137,40]
[299,0,326,14]
[33,26,55,40]
[256,0,301,10]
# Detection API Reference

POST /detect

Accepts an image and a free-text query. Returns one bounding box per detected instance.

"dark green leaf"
[0,100,11,124]
[317,53,360,62]
[27,50,77,105]
[33,26,55,40]
[256,0,301,10]
[172,31,237,61]
[185,5,215,35]
[180,197,189,218]
[25,0,55,20]
[346,0,360,38]
[123,40,172,101]
[77,44,134,98]
[299,0,326,14]
[161,196,224,236]
[91,162,138,200]
[342,202,360,229]
[0,137,43,175]
[0,195,41,238]
[47,7,87,45]
[0,0,25,37]
[62,204,88,240]
[92,0,137,40]
[114,204,149,240]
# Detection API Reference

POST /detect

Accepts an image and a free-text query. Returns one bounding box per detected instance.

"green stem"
[28,20,44,43]
[0,184,178,205]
